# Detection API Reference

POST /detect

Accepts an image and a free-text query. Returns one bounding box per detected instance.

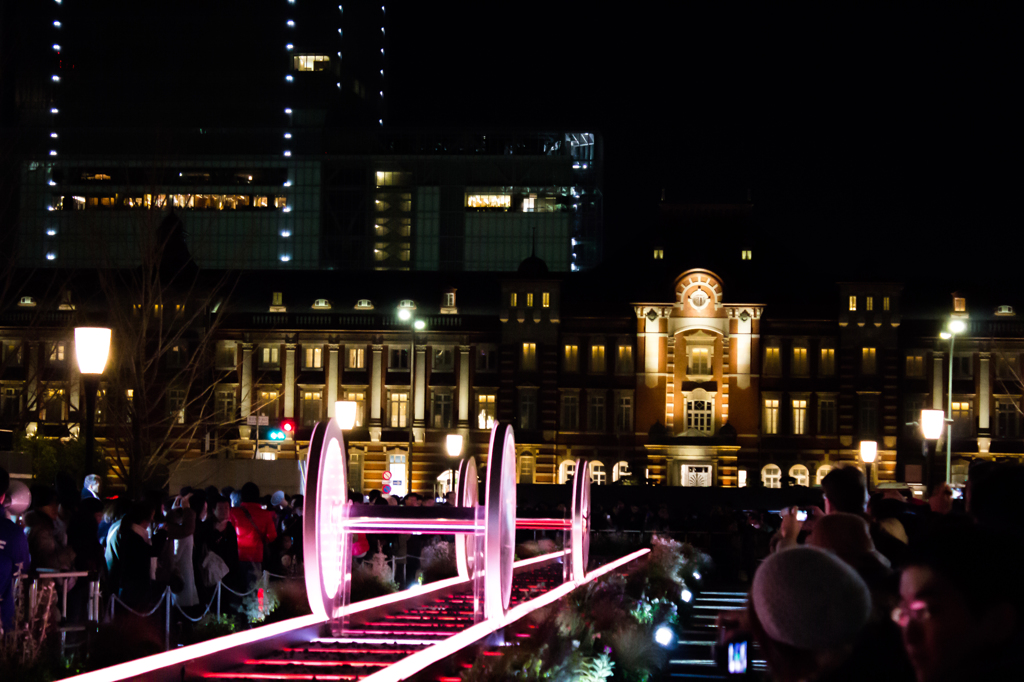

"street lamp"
[397,304,424,497]
[939,319,966,485]
[446,433,463,497]
[921,408,945,490]
[335,400,358,431]
[859,440,877,491]
[75,327,111,476]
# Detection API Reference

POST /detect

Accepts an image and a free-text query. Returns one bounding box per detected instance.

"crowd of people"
[719,462,1024,682]
[0,468,306,632]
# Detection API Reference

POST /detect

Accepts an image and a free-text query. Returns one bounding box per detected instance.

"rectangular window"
[41,387,65,422]
[741,249,752,260]
[615,394,633,433]
[561,393,579,430]
[653,249,664,260]
[476,393,496,429]
[849,295,857,311]
[818,398,837,434]
[261,346,280,367]
[305,346,323,369]
[689,347,711,375]
[431,391,453,428]
[792,347,809,376]
[954,297,966,312]
[259,390,280,419]
[866,296,874,311]
[764,347,781,375]
[521,343,537,371]
[951,400,973,438]
[272,292,283,307]
[588,393,606,432]
[216,342,236,369]
[476,346,497,371]
[389,391,409,428]
[590,344,606,373]
[49,343,65,362]
[519,392,537,430]
[820,348,835,376]
[347,347,365,369]
[564,344,579,372]
[542,292,550,308]
[2,341,23,366]
[375,171,412,187]
[390,348,409,370]
[169,389,185,424]
[996,400,1020,438]
[905,355,925,378]
[953,354,973,378]
[861,347,877,374]
[510,292,518,307]
[293,54,331,71]
[432,346,454,371]
[686,398,713,433]
[0,387,20,421]
[301,390,322,427]
[859,397,878,435]
[526,293,534,308]
[764,399,780,435]
[443,292,455,307]
[883,296,890,311]
[466,193,511,209]
[165,344,186,369]
[997,354,1019,379]
[215,389,236,423]
[792,399,807,435]
[616,345,633,373]
[343,390,365,427]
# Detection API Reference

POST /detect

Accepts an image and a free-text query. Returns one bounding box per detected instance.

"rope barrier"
[172,584,219,623]
[110,588,169,618]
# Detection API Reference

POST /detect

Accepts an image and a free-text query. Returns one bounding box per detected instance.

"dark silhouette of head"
[240,482,260,504]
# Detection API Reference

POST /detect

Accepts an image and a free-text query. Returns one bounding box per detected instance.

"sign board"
[382,484,392,494]
[382,471,392,481]
[246,415,270,426]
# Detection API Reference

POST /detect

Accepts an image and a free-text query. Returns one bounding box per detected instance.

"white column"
[979,353,991,431]
[644,313,661,388]
[932,355,944,409]
[240,344,253,439]
[370,345,383,423]
[327,346,339,417]
[414,345,427,429]
[284,344,296,419]
[458,346,470,427]
[735,311,752,390]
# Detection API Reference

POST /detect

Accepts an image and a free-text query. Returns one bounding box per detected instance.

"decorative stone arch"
[681,386,717,436]
[815,464,834,485]
[612,460,631,482]
[789,464,810,487]
[589,460,607,485]
[762,463,782,489]
[674,269,725,314]
[558,459,576,484]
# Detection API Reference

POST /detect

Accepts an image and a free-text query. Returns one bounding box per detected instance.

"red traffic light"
[281,420,294,433]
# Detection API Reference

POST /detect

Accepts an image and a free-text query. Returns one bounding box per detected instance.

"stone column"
[239,344,253,439]
[457,346,471,427]
[978,353,991,452]
[284,344,297,419]
[369,344,383,442]
[932,354,944,410]
[413,344,426,442]
[327,345,339,418]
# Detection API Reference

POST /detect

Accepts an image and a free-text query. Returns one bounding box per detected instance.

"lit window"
[905,355,924,377]
[764,347,781,375]
[686,398,713,433]
[616,345,633,373]
[465,194,511,209]
[954,297,966,312]
[558,460,576,484]
[347,347,365,369]
[542,292,550,308]
[261,347,279,366]
[866,296,874,311]
[443,292,455,308]
[815,465,834,485]
[476,393,496,429]
[883,296,890,311]
[510,292,517,307]
[49,343,65,362]
[293,54,331,71]
[272,292,283,306]
[389,391,409,428]
[589,461,606,485]
[590,345,606,373]
[344,391,365,427]
[653,249,664,260]
[564,344,579,372]
[375,171,412,186]
[849,295,857,312]
[792,399,807,435]
[305,346,323,369]
[688,347,710,375]
[789,464,809,486]
[258,390,280,419]
[762,464,781,489]
[521,342,537,371]
[861,347,877,374]
[820,348,835,376]
[764,399,780,435]
[792,347,808,375]
[741,249,752,260]
[526,293,534,307]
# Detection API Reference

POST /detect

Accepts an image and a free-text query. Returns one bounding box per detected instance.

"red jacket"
[229,503,278,563]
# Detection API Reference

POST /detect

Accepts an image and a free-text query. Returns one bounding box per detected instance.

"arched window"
[589,461,606,485]
[517,454,536,485]
[789,464,810,487]
[762,464,781,489]
[612,460,631,482]
[558,460,576,484]
[815,464,834,486]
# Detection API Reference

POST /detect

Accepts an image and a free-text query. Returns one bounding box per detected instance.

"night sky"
[387,5,1018,283]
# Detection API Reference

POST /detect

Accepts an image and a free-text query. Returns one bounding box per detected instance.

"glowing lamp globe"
[414,319,426,330]
[921,409,945,440]
[446,433,463,458]
[397,308,411,321]
[859,440,878,464]
[335,400,357,430]
[75,327,111,374]
[949,319,966,334]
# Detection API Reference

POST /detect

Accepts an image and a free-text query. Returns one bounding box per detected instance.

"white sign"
[246,415,270,426]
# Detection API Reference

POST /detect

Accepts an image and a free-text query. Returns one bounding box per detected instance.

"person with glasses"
[896,524,1022,681]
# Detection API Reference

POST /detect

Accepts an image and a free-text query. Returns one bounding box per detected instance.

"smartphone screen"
[796,510,808,522]
[728,641,748,674]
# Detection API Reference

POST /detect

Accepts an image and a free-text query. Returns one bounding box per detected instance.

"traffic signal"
[267,419,295,441]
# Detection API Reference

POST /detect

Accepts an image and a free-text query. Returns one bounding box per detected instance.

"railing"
[28,570,101,656]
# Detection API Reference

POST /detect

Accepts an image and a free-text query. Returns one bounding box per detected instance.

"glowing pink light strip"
[355,548,650,682]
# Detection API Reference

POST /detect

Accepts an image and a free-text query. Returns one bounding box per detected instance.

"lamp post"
[75,327,111,477]
[397,306,425,497]
[939,319,966,485]
[859,440,877,492]
[446,433,463,498]
[921,409,945,491]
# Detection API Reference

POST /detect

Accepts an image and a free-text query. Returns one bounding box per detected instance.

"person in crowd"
[745,546,873,682]
[163,493,198,609]
[925,482,953,515]
[196,494,239,599]
[966,461,1024,542]
[81,474,103,500]
[111,500,165,609]
[68,496,105,575]
[0,467,31,633]
[24,484,74,571]
[896,524,1022,681]
[228,482,277,590]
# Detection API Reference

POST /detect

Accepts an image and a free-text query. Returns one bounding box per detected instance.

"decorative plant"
[351,551,399,602]
[241,583,280,624]
[419,539,457,583]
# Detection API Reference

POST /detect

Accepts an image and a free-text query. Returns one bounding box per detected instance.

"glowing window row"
[51,194,288,211]
[465,193,561,212]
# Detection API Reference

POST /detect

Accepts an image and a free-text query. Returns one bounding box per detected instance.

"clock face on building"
[740,311,750,322]
[689,288,710,310]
